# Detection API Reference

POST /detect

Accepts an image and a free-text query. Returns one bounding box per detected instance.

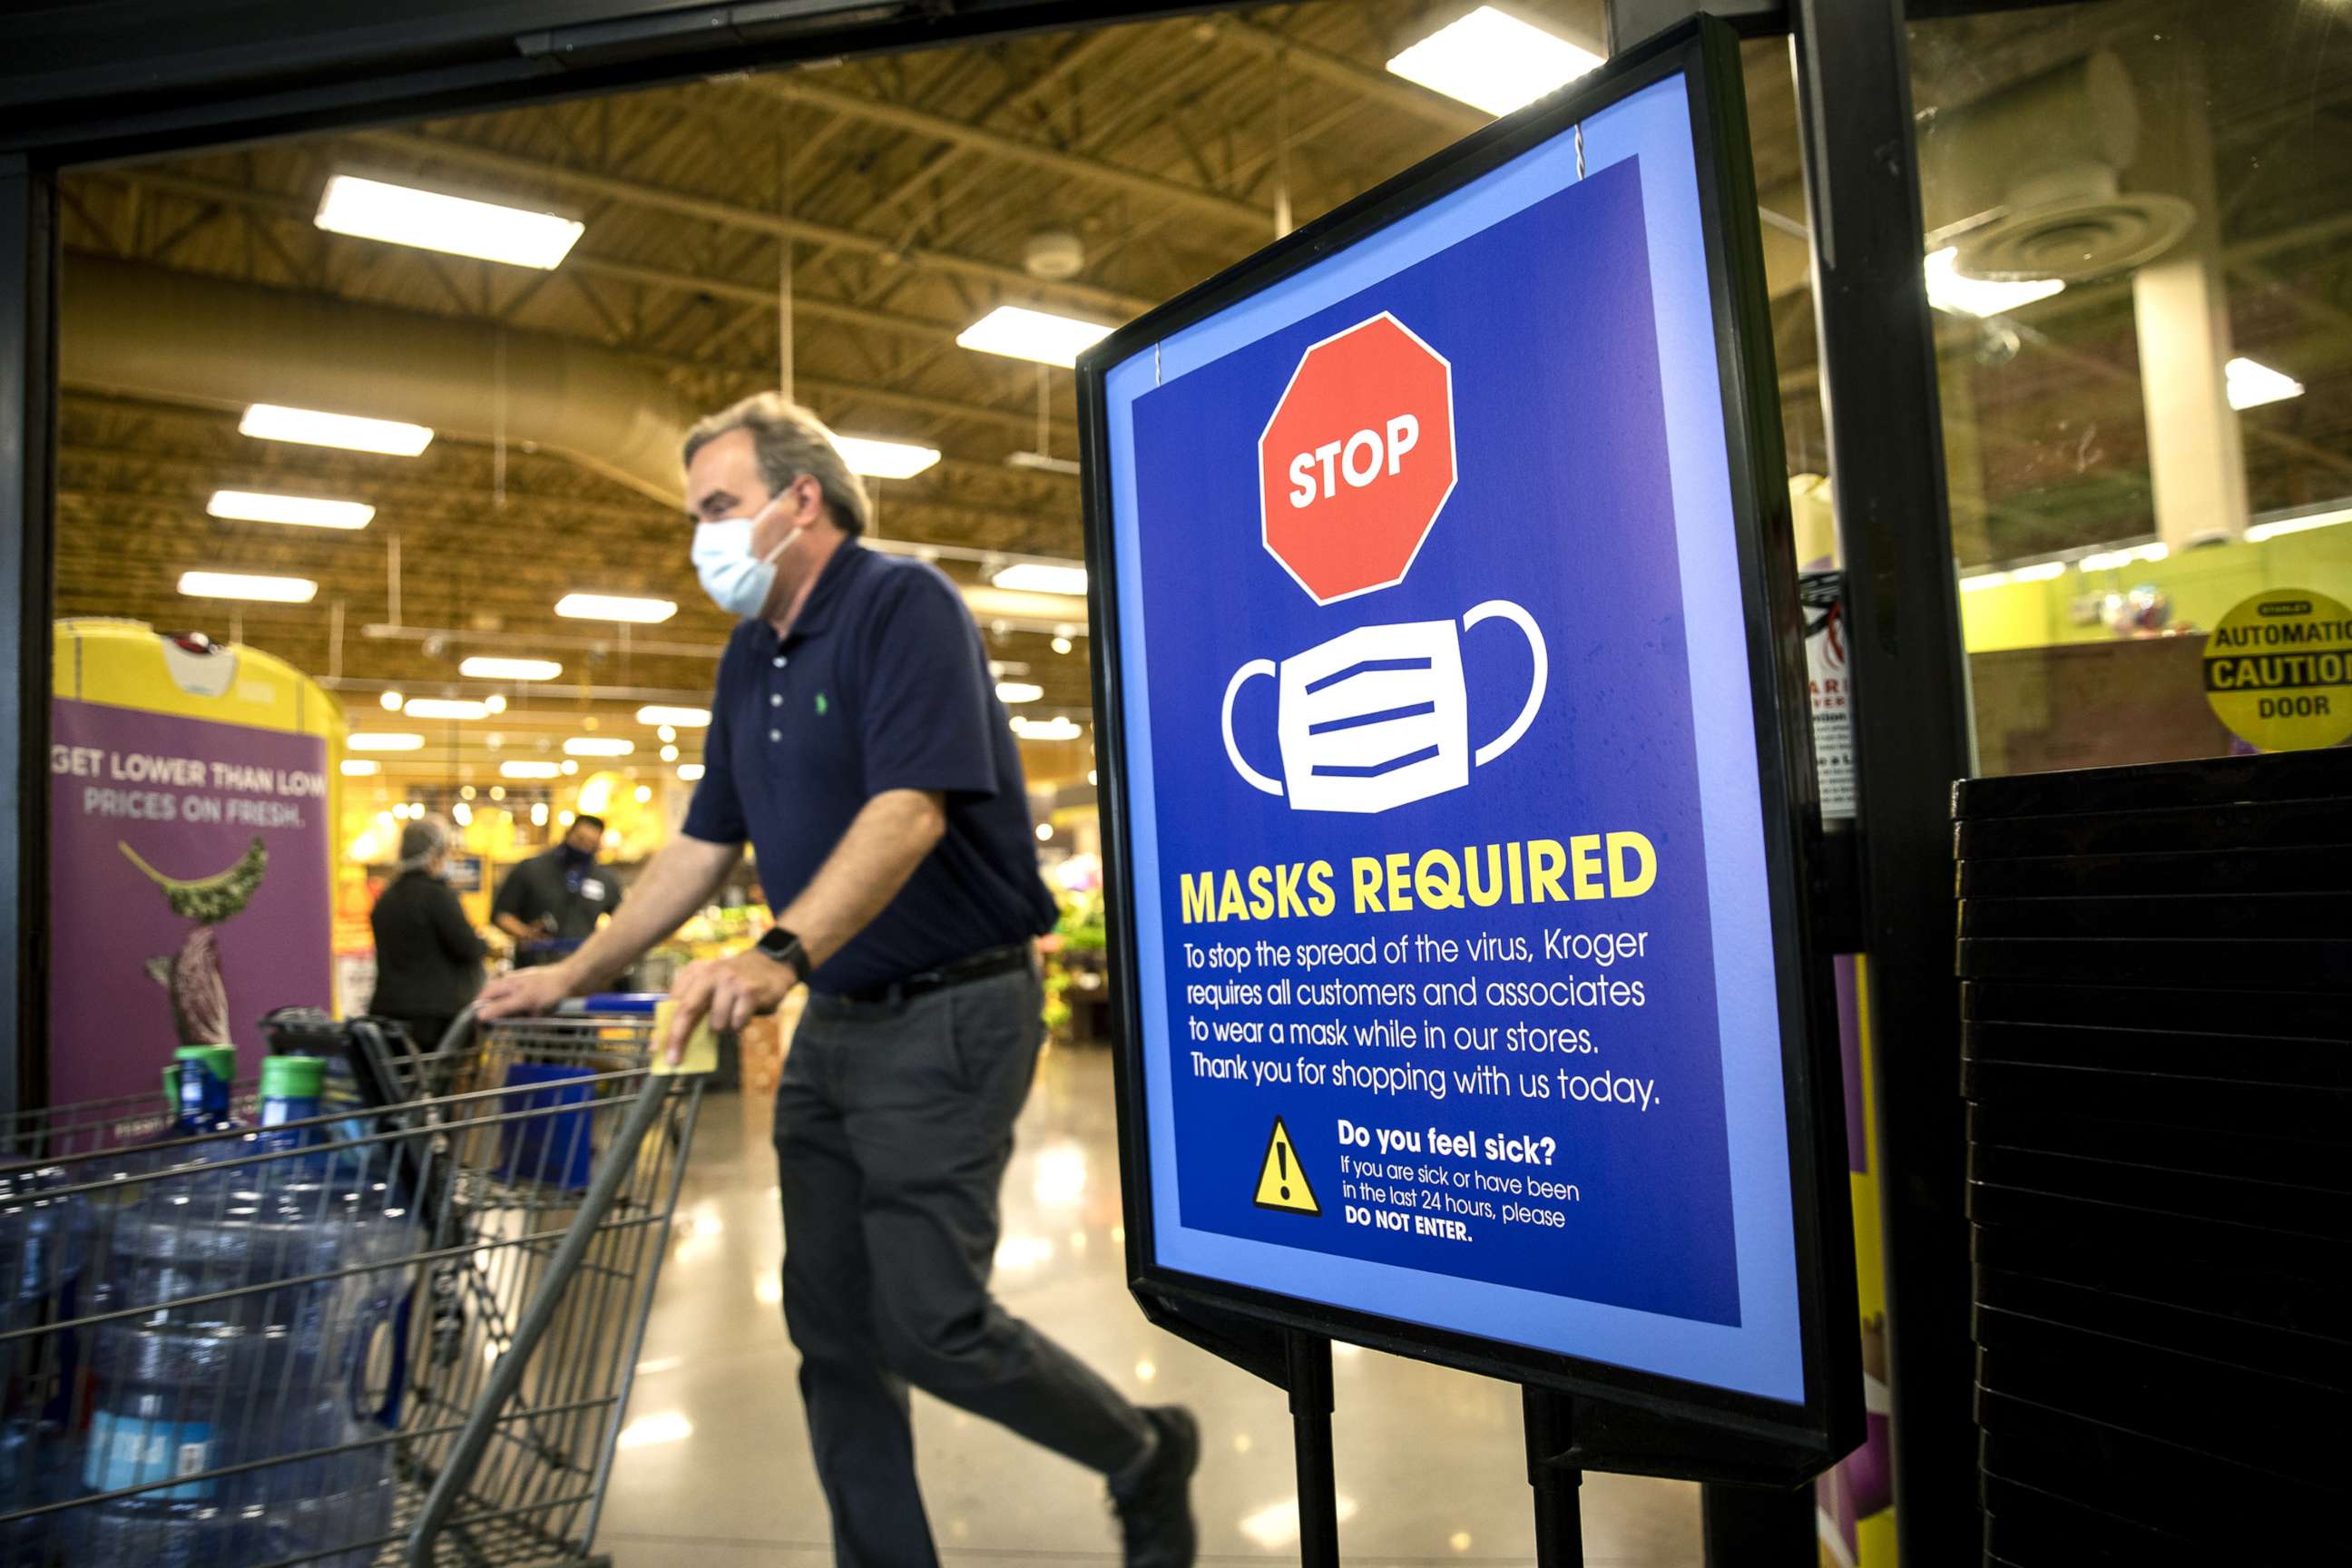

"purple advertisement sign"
[48,698,332,1109]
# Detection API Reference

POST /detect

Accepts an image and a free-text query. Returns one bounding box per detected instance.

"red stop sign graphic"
[1259,312,1456,604]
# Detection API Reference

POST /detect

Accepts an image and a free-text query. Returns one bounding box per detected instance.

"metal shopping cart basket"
[0,995,704,1568]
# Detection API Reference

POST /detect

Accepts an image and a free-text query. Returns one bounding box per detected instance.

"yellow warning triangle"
[1252,1116,1320,1215]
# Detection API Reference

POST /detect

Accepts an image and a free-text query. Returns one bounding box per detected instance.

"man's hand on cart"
[662,948,796,1063]
[477,962,581,1021]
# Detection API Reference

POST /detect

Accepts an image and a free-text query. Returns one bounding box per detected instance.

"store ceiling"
[47,0,2352,788]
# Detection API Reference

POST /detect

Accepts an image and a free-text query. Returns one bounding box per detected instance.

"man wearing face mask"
[490,813,622,965]
[476,394,1198,1568]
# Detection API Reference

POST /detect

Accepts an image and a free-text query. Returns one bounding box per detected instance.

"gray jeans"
[774,963,1152,1568]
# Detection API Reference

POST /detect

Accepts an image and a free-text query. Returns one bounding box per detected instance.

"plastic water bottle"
[1,1160,90,1556]
[74,1054,406,1567]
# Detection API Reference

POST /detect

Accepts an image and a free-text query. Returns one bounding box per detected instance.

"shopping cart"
[0,995,705,1568]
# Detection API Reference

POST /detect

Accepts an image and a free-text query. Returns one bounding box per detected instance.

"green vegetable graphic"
[123,836,270,1046]
[121,836,268,924]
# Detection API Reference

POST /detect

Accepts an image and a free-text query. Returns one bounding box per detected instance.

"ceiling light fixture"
[457,656,563,681]
[833,436,943,479]
[339,759,381,777]
[1923,248,2063,318]
[2245,502,2352,543]
[403,698,489,720]
[315,172,584,270]
[555,593,678,623]
[1387,6,1604,117]
[178,570,318,603]
[501,760,562,779]
[239,403,433,456]
[564,737,633,757]
[2076,542,2170,573]
[1011,715,1083,741]
[379,691,404,711]
[990,561,1088,596]
[2225,356,2304,412]
[634,705,710,728]
[995,681,1044,704]
[677,763,706,782]
[956,305,1112,368]
[1005,450,1083,476]
[347,732,426,752]
[206,490,375,530]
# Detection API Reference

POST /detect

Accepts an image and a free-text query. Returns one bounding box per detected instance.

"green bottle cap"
[173,1044,239,1082]
[260,1054,327,1100]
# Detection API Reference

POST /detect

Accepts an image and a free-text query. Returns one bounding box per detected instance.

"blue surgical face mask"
[692,514,806,621]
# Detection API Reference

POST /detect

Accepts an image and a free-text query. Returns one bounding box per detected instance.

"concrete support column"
[2127,40,2248,547]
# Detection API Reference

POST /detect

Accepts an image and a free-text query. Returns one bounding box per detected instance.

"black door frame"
[2,0,1981,1552]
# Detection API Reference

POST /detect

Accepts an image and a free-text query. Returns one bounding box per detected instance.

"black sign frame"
[1077,16,1857,1479]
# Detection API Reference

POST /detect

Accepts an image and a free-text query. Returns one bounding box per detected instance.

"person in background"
[368,815,487,1054]
[491,813,622,966]
[478,394,1197,1568]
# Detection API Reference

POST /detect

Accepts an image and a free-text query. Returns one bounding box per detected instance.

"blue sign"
[1094,70,1816,1406]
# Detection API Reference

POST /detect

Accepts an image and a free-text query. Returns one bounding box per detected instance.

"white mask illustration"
[1221,600,1546,813]
[692,514,805,620]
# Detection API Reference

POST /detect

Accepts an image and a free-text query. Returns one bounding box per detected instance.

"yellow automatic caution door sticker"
[2203,588,2352,751]
[1253,1117,1320,1215]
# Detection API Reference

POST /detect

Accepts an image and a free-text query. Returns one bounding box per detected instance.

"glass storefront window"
[1909,0,2352,773]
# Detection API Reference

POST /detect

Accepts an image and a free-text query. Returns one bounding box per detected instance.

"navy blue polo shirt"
[681,541,1058,993]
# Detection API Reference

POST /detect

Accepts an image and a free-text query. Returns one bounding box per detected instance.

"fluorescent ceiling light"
[206,490,375,530]
[1386,6,1604,117]
[2012,562,2065,583]
[1011,716,1083,741]
[458,656,563,681]
[240,403,433,456]
[564,736,633,757]
[2226,356,2304,411]
[403,698,489,720]
[339,759,381,777]
[635,705,710,728]
[2077,542,2170,573]
[347,732,426,752]
[991,561,1089,595]
[833,436,942,479]
[677,763,706,782]
[178,570,318,603]
[315,172,584,270]
[956,305,1112,368]
[995,681,1044,704]
[2245,503,2352,543]
[555,593,677,623]
[1923,248,2063,318]
[501,760,563,779]
[1006,451,1083,476]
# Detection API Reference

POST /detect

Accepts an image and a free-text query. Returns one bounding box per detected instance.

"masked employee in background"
[478,394,1198,1568]
[490,813,621,966]
[369,814,486,1054]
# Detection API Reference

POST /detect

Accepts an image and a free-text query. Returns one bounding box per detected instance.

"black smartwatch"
[756,926,812,987]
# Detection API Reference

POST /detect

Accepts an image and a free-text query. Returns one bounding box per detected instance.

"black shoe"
[1111,1405,1200,1567]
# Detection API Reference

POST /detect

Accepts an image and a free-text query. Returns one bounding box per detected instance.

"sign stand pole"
[1286,1329,1341,1568]
[1524,1387,1585,1565]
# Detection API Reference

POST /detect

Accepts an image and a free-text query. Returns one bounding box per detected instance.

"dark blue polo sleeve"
[681,647,749,847]
[861,567,999,800]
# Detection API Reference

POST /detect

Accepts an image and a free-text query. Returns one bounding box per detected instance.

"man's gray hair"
[681,393,871,535]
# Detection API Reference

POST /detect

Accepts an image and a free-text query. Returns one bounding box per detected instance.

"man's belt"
[828,943,1031,1005]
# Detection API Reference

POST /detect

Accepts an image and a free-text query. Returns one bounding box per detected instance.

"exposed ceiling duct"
[58,255,1088,625]
[63,255,692,506]
[1919,50,2193,283]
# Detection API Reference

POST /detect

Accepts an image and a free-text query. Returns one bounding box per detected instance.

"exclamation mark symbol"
[1278,1139,1290,1201]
